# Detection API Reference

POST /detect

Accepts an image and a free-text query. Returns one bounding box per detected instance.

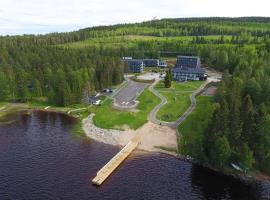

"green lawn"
[90,88,160,130]
[0,102,8,108]
[178,96,216,156]
[155,80,203,92]
[155,81,204,122]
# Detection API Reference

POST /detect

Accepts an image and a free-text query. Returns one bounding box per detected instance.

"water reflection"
[191,164,263,200]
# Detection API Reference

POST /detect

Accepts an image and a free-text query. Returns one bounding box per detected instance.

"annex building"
[123,57,167,73]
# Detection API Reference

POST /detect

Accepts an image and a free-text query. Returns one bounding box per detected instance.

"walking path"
[149,80,210,128]
[67,107,87,114]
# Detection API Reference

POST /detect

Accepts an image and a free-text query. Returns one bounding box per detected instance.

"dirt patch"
[202,86,218,96]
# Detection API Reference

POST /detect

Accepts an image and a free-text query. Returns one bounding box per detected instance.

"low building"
[123,58,144,73]
[172,56,207,81]
[143,59,167,68]
[123,57,167,73]
[158,60,167,68]
[143,59,159,67]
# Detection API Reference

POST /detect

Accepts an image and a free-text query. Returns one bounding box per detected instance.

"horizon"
[1,0,270,36]
[1,16,270,37]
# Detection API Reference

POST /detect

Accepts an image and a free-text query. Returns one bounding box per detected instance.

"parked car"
[102,88,113,93]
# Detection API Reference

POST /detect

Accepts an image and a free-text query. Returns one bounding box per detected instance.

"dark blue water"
[0,111,269,200]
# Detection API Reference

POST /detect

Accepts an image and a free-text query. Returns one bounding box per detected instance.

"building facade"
[143,59,167,68]
[158,60,167,68]
[172,56,207,81]
[143,59,159,67]
[123,58,144,73]
[123,57,167,73]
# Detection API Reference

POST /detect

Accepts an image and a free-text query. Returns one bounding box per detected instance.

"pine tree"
[241,95,256,144]
[228,78,243,149]
[216,50,228,71]
[0,72,10,100]
[164,69,171,88]
[253,103,270,163]
[210,136,231,167]
[239,143,255,171]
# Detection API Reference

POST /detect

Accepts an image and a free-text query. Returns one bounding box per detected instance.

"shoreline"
[1,104,269,184]
[82,113,178,156]
[82,113,270,183]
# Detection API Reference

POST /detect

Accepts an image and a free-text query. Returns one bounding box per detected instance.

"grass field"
[155,81,204,122]
[61,35,233,49]
[178,96,216,155]
[90,87,160,130]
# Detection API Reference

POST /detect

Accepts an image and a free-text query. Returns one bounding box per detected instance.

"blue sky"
[1,0,269,35]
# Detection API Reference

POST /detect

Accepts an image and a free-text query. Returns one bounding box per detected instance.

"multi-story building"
[172,56,207,81]
[123,58,144,73]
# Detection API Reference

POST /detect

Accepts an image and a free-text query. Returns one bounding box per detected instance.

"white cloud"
[0,0,269,35]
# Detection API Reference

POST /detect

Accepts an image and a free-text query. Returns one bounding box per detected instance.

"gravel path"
[149,80,210,128]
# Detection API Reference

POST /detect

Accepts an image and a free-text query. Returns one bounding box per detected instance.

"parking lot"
[113,80,148,109]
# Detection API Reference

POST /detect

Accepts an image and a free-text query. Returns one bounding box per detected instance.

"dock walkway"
[92,135,141,186]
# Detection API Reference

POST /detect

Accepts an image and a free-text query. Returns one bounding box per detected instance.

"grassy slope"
[61,35,233,49]
[178,96,216,154]
[155,81,203,122]
[91,87,160,130]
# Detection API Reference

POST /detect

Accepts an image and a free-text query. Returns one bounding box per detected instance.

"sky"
[1,0,270,35]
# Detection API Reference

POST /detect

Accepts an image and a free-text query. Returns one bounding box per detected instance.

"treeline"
[183,45,270,175]
[0,44,124,106]
[2,17,270,47]
[83,17,270,38]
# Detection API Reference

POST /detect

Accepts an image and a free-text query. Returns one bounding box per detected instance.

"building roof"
[172,66,205,75]
[124,59,144,67]
[176,56,201,69]
[177,55,200,59]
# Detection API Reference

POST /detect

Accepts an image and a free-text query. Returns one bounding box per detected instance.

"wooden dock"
[92,135,141,186]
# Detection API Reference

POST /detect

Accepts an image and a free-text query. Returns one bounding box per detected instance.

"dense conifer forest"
[1,17,270,175]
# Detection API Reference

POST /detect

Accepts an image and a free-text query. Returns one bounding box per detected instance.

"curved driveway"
[149,80,209,128]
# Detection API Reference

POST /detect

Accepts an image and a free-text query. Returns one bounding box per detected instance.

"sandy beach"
[83,114,178,155]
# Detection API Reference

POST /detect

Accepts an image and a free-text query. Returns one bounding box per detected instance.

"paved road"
[113,79,148,109]
[149,80,210,128]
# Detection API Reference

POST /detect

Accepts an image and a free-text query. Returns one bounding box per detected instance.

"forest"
[1,17,270,175]
[0,42,124,106]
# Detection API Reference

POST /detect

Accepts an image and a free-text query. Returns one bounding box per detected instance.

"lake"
[0,111,269,200]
